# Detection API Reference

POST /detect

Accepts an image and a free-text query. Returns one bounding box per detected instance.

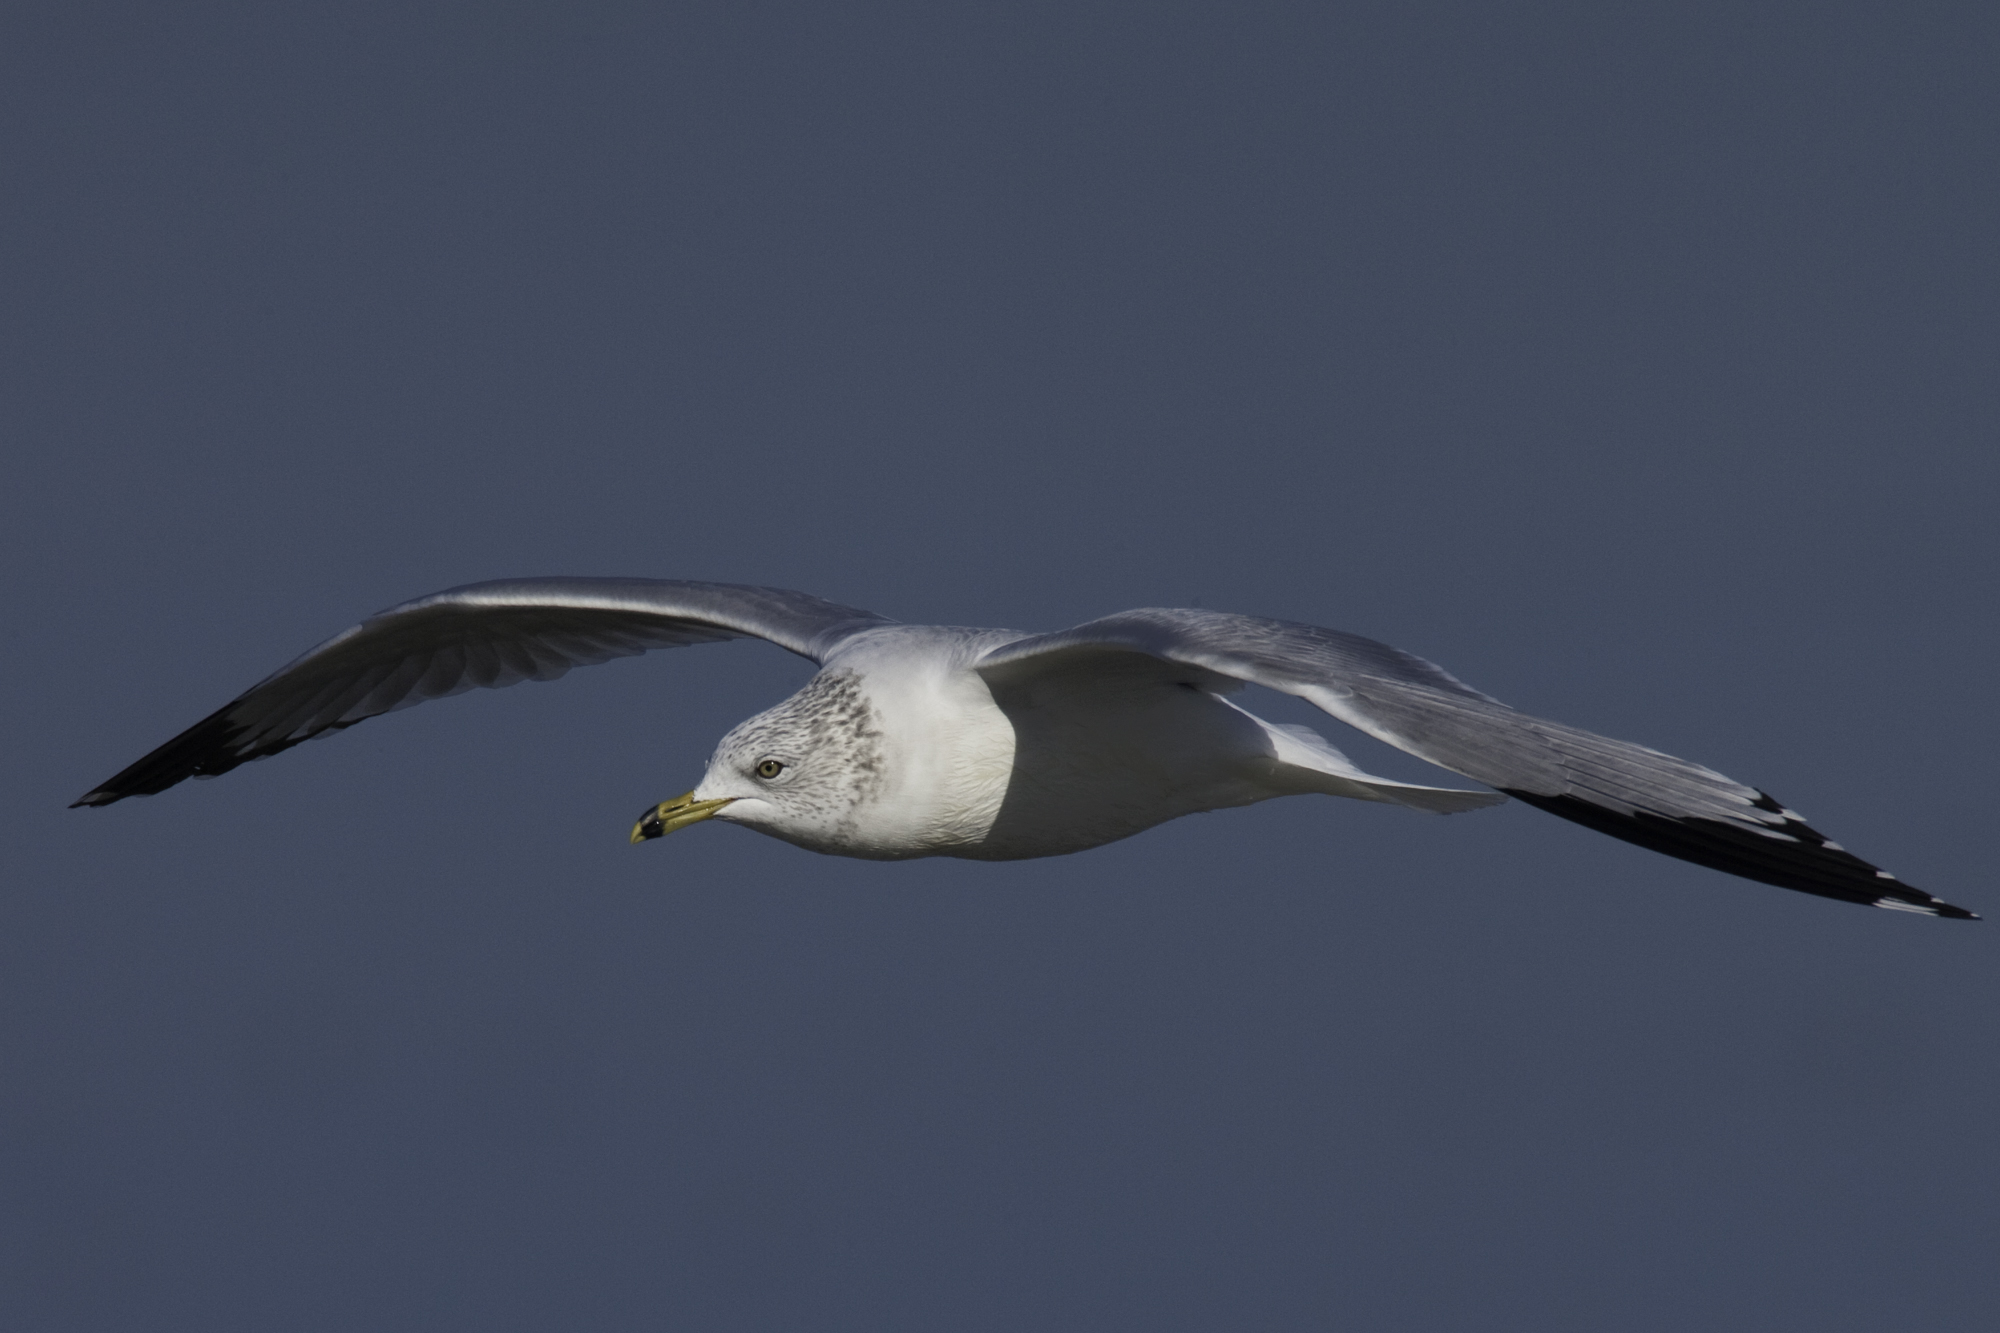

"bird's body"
[706,625,1498,861]
[74,578,1975,919]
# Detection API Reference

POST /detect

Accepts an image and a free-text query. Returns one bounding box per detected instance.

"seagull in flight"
[72,578,1974,919]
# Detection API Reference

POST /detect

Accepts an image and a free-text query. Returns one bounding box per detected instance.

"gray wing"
[73,578,894,807]
[976,608,1973,919]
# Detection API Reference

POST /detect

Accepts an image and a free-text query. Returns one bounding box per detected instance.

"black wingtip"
[69,702,257,809]
[69,786,137,808]
[74,701,376,811]
[1502,788,1976,919]
[1884,897,1980,921]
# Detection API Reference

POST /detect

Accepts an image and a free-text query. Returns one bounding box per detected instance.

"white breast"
[815,628,1021,857]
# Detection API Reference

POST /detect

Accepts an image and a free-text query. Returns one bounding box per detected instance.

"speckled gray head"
[632,668,891,855]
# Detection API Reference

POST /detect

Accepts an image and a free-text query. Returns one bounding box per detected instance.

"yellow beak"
[630,791,737,844]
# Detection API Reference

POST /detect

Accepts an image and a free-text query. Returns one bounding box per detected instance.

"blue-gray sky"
[6,3,1998,1329]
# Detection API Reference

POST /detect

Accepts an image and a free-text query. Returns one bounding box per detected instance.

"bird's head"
[630,668,888,853]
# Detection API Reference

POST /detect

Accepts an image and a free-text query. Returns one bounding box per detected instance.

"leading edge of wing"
[976,608,1976,919]
[976,608,1506,704]
[72,577,894,807]
[396,578,896,661]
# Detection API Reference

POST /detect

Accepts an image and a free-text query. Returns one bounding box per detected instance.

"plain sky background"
[5,3,1997,1329]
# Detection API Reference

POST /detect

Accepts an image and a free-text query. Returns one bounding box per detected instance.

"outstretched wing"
[73,578,894,807]
[976,608,1973,918]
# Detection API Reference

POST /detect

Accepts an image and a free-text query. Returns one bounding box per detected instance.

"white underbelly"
[952,671,1278,860]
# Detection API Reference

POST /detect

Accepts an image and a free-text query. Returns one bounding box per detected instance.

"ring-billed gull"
[72,578,1974,918]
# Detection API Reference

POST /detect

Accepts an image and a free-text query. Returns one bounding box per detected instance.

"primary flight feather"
[72,577,1975,919]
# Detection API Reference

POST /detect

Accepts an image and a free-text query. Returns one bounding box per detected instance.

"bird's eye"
[755,759,785,779]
